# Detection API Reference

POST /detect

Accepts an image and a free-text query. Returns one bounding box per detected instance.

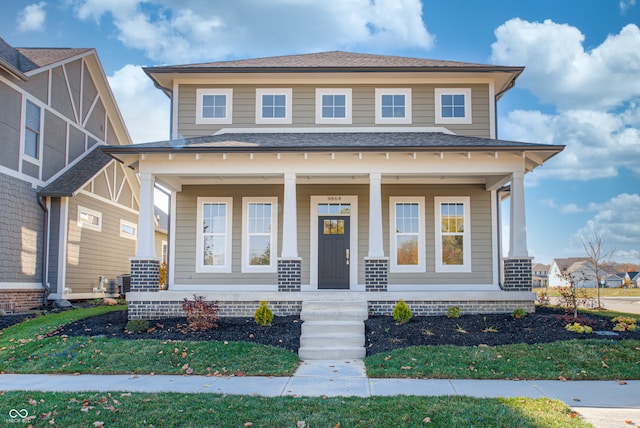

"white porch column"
[368,173,385,258]
[136,173,156,259]
[508,171,528,258]
[281,172,298,258]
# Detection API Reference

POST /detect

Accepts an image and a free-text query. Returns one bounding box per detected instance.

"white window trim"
[434,196,471,273]
[196,88,233,124]
[315,88,352,124]
[242,197,278,273]
[77,205,102,232]
[435,88,472,124]
[375,88,412,124]
[256,88,292,124]
[120,219,137,240]
[196,197,233,273]
[389,197,425,273]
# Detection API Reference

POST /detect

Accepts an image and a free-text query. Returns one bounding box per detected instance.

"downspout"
[37,195,51,304]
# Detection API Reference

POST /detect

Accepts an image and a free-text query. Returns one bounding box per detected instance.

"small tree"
[580,229,616,309]
[557,268,590,318]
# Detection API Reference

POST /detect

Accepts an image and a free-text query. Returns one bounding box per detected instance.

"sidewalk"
[1,360,639,428]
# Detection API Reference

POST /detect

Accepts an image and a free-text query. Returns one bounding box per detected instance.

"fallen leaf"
[334,423,341,428]
[559,376,567,382]
[602,361,609,368]
[93,422,104,428]
[573,398,581,402]
[237,370,246,377]
[297,421,306,428]
[400,366,412,370]
[624,420,633,425]
[618,380,628,385]
[181,351,187,358]
[29,398,38,405]
[423,417,432,423]
[244,423,253,427]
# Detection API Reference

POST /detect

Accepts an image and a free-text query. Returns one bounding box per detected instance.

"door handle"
[346,248,350,265]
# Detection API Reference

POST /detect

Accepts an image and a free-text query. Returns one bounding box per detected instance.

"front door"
[318,216,350,289]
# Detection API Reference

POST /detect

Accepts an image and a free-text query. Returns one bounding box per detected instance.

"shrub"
[182,295,219,331]
[393,299,412,323]
[446,306,461,319]
[125,319,149,333]
[564,322,593,334]
[511,308,527,319]
[254,301,274,326]
[612,316,637,332]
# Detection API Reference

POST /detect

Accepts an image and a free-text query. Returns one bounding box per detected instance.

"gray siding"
[173,183,493,287]
[15,72,49,104]
[50,66,76,122]
[65,193,137,294]
[177,84,491,139]
[0,173,44,283]
[0,81,21,171]
[42,110,67,181]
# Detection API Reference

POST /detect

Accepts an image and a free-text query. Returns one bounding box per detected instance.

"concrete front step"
[298,300,368,360]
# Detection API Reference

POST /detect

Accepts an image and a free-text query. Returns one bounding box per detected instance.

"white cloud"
[107,65,170,143]
[72,0,434,64]
[491,19,640,110]
[620,0,636,14]
[560,204,583,214]
[573,193,640,263]
[17,2,47,32]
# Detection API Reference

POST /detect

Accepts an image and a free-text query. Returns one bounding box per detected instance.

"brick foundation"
[0,289,45,312]
[130,259,160,292]
[278,259,301,292]
[503,258,533,291]
[365,258,388,291]
[128,300,303,320]
[368,299,534,316]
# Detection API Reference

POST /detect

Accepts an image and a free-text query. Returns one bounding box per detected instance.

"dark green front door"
[318,216,350,289]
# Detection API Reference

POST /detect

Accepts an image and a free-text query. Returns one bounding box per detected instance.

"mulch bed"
[3,306,637,356]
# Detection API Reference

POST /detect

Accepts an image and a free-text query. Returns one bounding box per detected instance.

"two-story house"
[0,37,156,311]
[105,51,564,323]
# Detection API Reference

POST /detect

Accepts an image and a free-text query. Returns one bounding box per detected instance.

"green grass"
[365,339,640,380]
[0,306,299,376]
[0,391,591,428]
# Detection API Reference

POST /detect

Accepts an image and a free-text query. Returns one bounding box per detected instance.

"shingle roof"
[145,51,522,73]
[39,147,114,197]
[0,37,91,78]
[103,131,563,154]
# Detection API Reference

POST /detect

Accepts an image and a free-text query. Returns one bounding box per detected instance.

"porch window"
[256,88,292,124]
[77,206,102,232]
[435,197,471,272]
[196,197,232,273]
[315,88,352,124]
[242,197,278,272]
[389,197,425,272]
[375,88,412,124]
[120,219,137,240]
[435,88,472,124]
[196,89,233,124]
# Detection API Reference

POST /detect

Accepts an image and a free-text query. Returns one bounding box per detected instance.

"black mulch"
[4,306,638,356]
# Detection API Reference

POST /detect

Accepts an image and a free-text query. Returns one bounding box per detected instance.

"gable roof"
[0,37,91,80]
[38,147,115,197]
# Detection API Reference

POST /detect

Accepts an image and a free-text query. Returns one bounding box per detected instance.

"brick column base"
[365,258,388,291]
[503,257,533,291]
[130,259,160,292]
[278,258,301,292]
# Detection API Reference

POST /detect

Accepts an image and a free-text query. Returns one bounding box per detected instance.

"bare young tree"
[581,229,616,309]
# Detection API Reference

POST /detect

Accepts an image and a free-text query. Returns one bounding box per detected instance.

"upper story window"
[77,206,102,232]
[375,88,412,124]
[196,197,232,273]
[196,89,233,124]
[435,88,472,124]
[120,219,137,240]
[256,88,292,124]
[435,196,471,272]
[24,100,41,160]
[315,88,352,124]
[389,197,425,272]
[242,197,278,272]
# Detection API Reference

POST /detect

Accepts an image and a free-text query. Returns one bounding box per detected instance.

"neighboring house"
[624,272,640,288]
[548,258,599,288]
[0,37,145,311]
[104,51,565,320]
[605,273,624,288]
[532,263,549,288]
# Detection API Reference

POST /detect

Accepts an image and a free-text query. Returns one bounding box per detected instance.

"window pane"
[454,106,465,118]
[203,203,226,233]
[203,235,225,266]
[381,106,393,117]
[442,235,464,265]
[79,211,100,226]
[334,106,345,118]
[249,236,270,265]
[396,203,419,233]
[26,101,40,132]
[24,129,38,158]
[248,203,271,233]
[122,224,135,235]
[274,106,286,118]
[453,94,465,105]
[397,235,418,265]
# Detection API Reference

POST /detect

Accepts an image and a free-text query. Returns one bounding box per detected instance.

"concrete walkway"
[1,360,639,428]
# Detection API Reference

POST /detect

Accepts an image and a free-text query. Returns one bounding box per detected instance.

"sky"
[2,0,639,266]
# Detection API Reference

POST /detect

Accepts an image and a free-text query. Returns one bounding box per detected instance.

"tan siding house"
[105,51,564,321]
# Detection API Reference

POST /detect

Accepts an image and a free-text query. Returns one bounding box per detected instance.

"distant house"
[605,273,624,288]
[548,258,598,288]
[532,263,549,288]
[0,37,152,311]
[624,272,640,288]
[104,51,565,321]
